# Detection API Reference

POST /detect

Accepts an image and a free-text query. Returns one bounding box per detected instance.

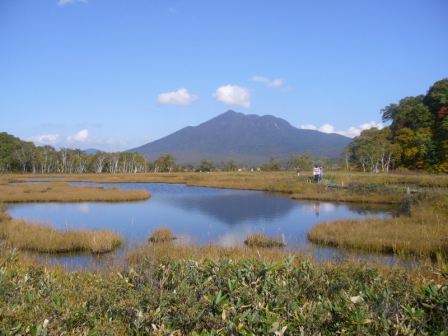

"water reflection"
[78,203,90,214]
[7,183,395,269]
[346,203,398,216]
[313,202,320,216]
[171,193,296,225]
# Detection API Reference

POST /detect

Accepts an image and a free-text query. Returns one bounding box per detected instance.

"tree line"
[347,78,448,173]
[0,133,147,174]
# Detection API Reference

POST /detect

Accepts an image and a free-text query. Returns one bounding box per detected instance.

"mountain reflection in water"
[171,193,296,225]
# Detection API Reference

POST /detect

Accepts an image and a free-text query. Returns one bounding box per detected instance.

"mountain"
[130,110,351,164]
[82,148,103,155]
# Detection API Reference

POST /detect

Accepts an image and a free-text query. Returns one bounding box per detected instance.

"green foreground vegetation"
[1,244,447,335]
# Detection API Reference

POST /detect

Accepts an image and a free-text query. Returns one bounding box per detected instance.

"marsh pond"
[7,182,396,268]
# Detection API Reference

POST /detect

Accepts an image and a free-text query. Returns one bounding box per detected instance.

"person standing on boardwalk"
[319,166,324,181]
[313,165,320,183]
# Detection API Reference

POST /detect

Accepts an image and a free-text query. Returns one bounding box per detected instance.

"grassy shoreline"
[0,178,147,255]
[4,171,448,187]
[3,171,441,204]
[308,196,448,258]
[0,207,122,254]
[0,181,150,203]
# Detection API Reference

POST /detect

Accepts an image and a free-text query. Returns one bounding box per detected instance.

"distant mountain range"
[130,110,351,164]
[82,148,103,155]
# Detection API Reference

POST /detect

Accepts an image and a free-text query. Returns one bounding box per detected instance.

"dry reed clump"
[0,205,11,222]
[308,206,448,258]
[148,227,176,243]
[290,185,405,204]
[0,182,150,203]
[0,219,122,254]
[244,233,286,248]
[128,242,297,266]
[331,171,448,188]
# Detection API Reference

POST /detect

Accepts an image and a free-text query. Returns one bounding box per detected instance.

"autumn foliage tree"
[424,79,448,170]
[348,128,399,172]
[349,78,448,172]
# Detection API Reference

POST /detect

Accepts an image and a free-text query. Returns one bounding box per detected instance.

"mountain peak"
[214,110,244,120]
[223,109,238,115]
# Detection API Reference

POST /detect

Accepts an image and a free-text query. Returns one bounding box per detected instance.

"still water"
[7,183,395,268]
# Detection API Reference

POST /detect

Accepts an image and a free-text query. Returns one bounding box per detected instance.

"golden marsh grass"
[0,219,122,254]
[5,171,446,204]
[4,171,448,188]
[308,205,448,258]
[148,227,176,243]
[290,186,404,204]
[128,242,295,265]
[244,232,285,248]
[0,182,150,203]
[0,207,122,254]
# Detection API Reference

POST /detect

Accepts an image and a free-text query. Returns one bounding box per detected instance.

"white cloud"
[300,121,383,138]
[58,0,87,6]
[338,121,384,137]
[214,85,251,108]
[252,76,283,88]
[157,88,198,105]
[29,134,60,145]
[318,124,336,133]
[67,129,89,143]
[299,124,317,130]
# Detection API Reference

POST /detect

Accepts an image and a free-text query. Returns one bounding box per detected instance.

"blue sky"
[1,0,447,151]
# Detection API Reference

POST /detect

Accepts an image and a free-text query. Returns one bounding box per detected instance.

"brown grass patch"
[127,242,296,266]
[244,233,286,248]
[0,206,121,254]
[4,171,444,204]
[308,206,448,258]
[4,171,448,188]
[0,182,150,203]
[290,185,405,204]
[148,227,176,243]
[0,219,122,254]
